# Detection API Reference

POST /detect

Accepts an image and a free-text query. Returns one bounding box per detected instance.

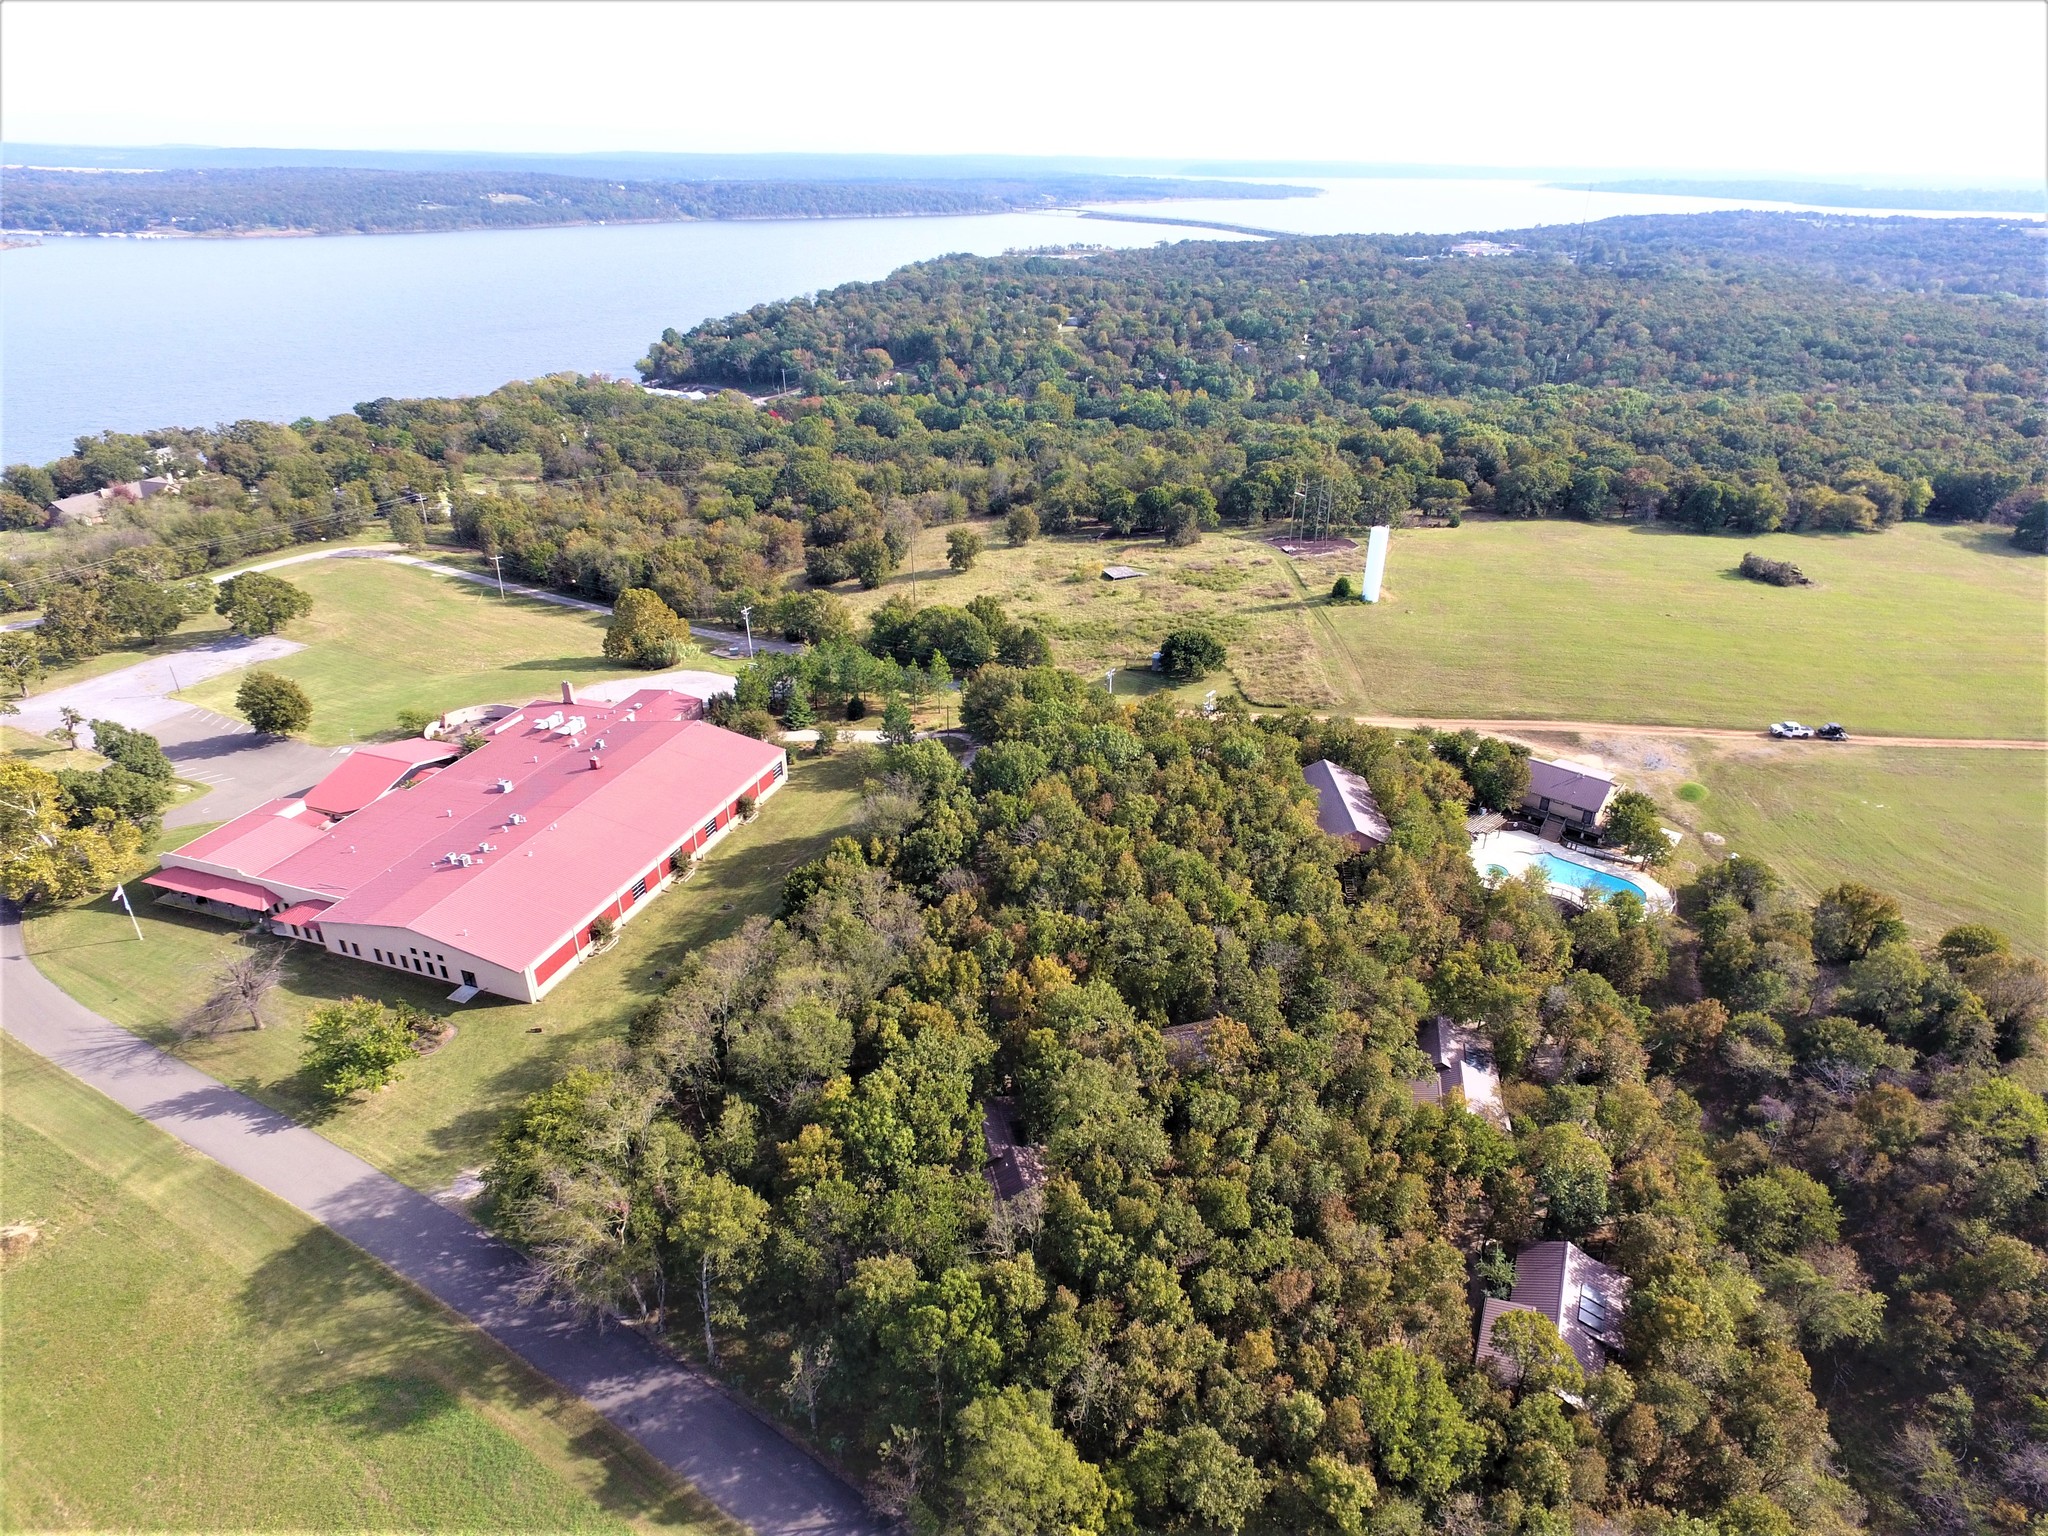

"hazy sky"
[4,1,2043,182]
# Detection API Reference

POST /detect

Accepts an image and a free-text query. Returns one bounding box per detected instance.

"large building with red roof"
[148,688,787,1001]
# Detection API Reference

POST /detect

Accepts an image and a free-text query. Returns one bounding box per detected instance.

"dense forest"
[0,166,1305,236]
[1579,180,2048,216]
[481,673,2046,1534]
[5,213,2040,623]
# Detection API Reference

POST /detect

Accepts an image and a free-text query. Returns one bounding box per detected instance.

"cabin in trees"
[1523,757,1617,837]
[1408,1018,1507,1127]
[145,687,786,1002]
[1303,758,1391,850]
[1477,1241,1630,1379]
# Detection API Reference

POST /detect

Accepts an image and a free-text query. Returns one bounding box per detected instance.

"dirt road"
[1354,717,2047,751]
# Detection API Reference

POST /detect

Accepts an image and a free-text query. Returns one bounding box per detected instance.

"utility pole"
[739,605,755,658]
[491,554,506,600]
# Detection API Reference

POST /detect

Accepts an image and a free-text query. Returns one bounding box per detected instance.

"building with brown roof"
[1476,1240,1630,1379]
[1409,1018,1507,1126]
[1522,757,1617,834]
[1304,758,1391,850]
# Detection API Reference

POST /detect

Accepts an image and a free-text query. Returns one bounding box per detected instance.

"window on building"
[373,948,383,962]
[771,761,785,781]
[631,876,648,900]
[701,818,718,839]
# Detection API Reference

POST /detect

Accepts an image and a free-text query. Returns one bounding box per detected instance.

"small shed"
[1303,759,1391,850]
[1101,565,1145,581]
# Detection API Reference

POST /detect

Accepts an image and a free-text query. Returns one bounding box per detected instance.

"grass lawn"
[854,519,2044,739]
[0,1036,732,1534]
[21,750,868,1192]
[1680,744,2047,956]
[1319,519,2045,739]
[173,557,731,746]
[12,530,406,698]
[834,518,1331,708]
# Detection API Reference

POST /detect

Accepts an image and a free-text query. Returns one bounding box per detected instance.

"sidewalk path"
[0,906,884,1536]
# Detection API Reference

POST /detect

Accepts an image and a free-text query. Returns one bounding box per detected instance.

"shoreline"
[0,194,1317,245]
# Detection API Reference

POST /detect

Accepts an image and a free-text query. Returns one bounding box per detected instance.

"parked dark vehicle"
[1818,722,1849,740]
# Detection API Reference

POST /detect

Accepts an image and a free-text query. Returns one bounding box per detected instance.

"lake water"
[5,177,2034,465]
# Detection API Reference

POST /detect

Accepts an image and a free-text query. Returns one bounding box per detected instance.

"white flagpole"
[113,884,144,941]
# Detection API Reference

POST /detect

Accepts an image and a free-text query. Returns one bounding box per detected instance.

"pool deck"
[1472,828,1674,911]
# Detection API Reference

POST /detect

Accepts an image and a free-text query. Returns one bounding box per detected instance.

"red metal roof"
[143,867,277,911]
[236,691,781,970]
[272,900,333,926]
[172,799,332,875]
[303,739,457,817]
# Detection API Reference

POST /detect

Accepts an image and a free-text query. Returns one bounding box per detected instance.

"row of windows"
[335,937,452,981]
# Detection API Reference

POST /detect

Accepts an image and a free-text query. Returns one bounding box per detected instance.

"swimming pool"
[1471,827,1674,911]
[1488,853,1652,902]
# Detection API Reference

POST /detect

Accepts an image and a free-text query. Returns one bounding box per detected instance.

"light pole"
[491,555,506,600]
[1105,667,1116,698]
[739,605,755,657]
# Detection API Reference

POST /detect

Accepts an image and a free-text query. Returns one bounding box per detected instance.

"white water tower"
[1360,525,1390,603]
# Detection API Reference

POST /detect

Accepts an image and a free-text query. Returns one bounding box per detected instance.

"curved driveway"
[0,906,884,1536]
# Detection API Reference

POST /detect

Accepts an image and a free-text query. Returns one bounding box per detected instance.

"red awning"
[272,900,333,927]
[142,867,277,912]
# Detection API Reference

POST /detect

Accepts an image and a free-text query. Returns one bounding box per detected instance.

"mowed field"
[173,558,709,745]
[22,750,866,1192]
[0,1038,730,1534]
[1686,745,2047,955]
[861,518,2044,740]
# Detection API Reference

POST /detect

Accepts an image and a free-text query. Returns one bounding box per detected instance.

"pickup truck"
[1769,721,1814,739]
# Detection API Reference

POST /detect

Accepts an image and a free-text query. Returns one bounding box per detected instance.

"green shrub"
[301,997,414,1101]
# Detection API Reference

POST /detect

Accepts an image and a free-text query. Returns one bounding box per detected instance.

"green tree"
[0,633,45,696]
[37,585,115,660]
[1811,881,1908,962]
[1127,1424,1267,1534]
[603,587,690,669]
[949,1388,1109,1536]
[1352,1345,1484,1501]
[947,527,985,572]
[302,996,415,1100]
[1158,627,1225,682]
[0,759,142,905]
[1530,1120,1612,1237]
[87,719,174,782]
[55,706,84,749]
[215,572,314,637]
[1604,787,1669,865]
[102,577,190,643]
[1331,574,1356,601]
[1003,505,1039,546]
[237,670,313,735]
[882,696,916,745]
[846,536,893,589]
[1481,1307,1587,1397]
[388,500,426,549]
[668,1170,769,1370]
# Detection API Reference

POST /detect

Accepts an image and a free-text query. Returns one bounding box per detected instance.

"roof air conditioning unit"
[477,842,496,853]
[508,813,527,825]
[592,739,606,751]
[589,754,602,770]
[496,778,515,793]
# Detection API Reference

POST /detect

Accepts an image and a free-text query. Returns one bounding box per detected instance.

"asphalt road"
[0,904,886,1536]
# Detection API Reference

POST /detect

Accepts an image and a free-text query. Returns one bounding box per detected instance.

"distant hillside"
[1577,178,2047,214]
[0,166,1314,237]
